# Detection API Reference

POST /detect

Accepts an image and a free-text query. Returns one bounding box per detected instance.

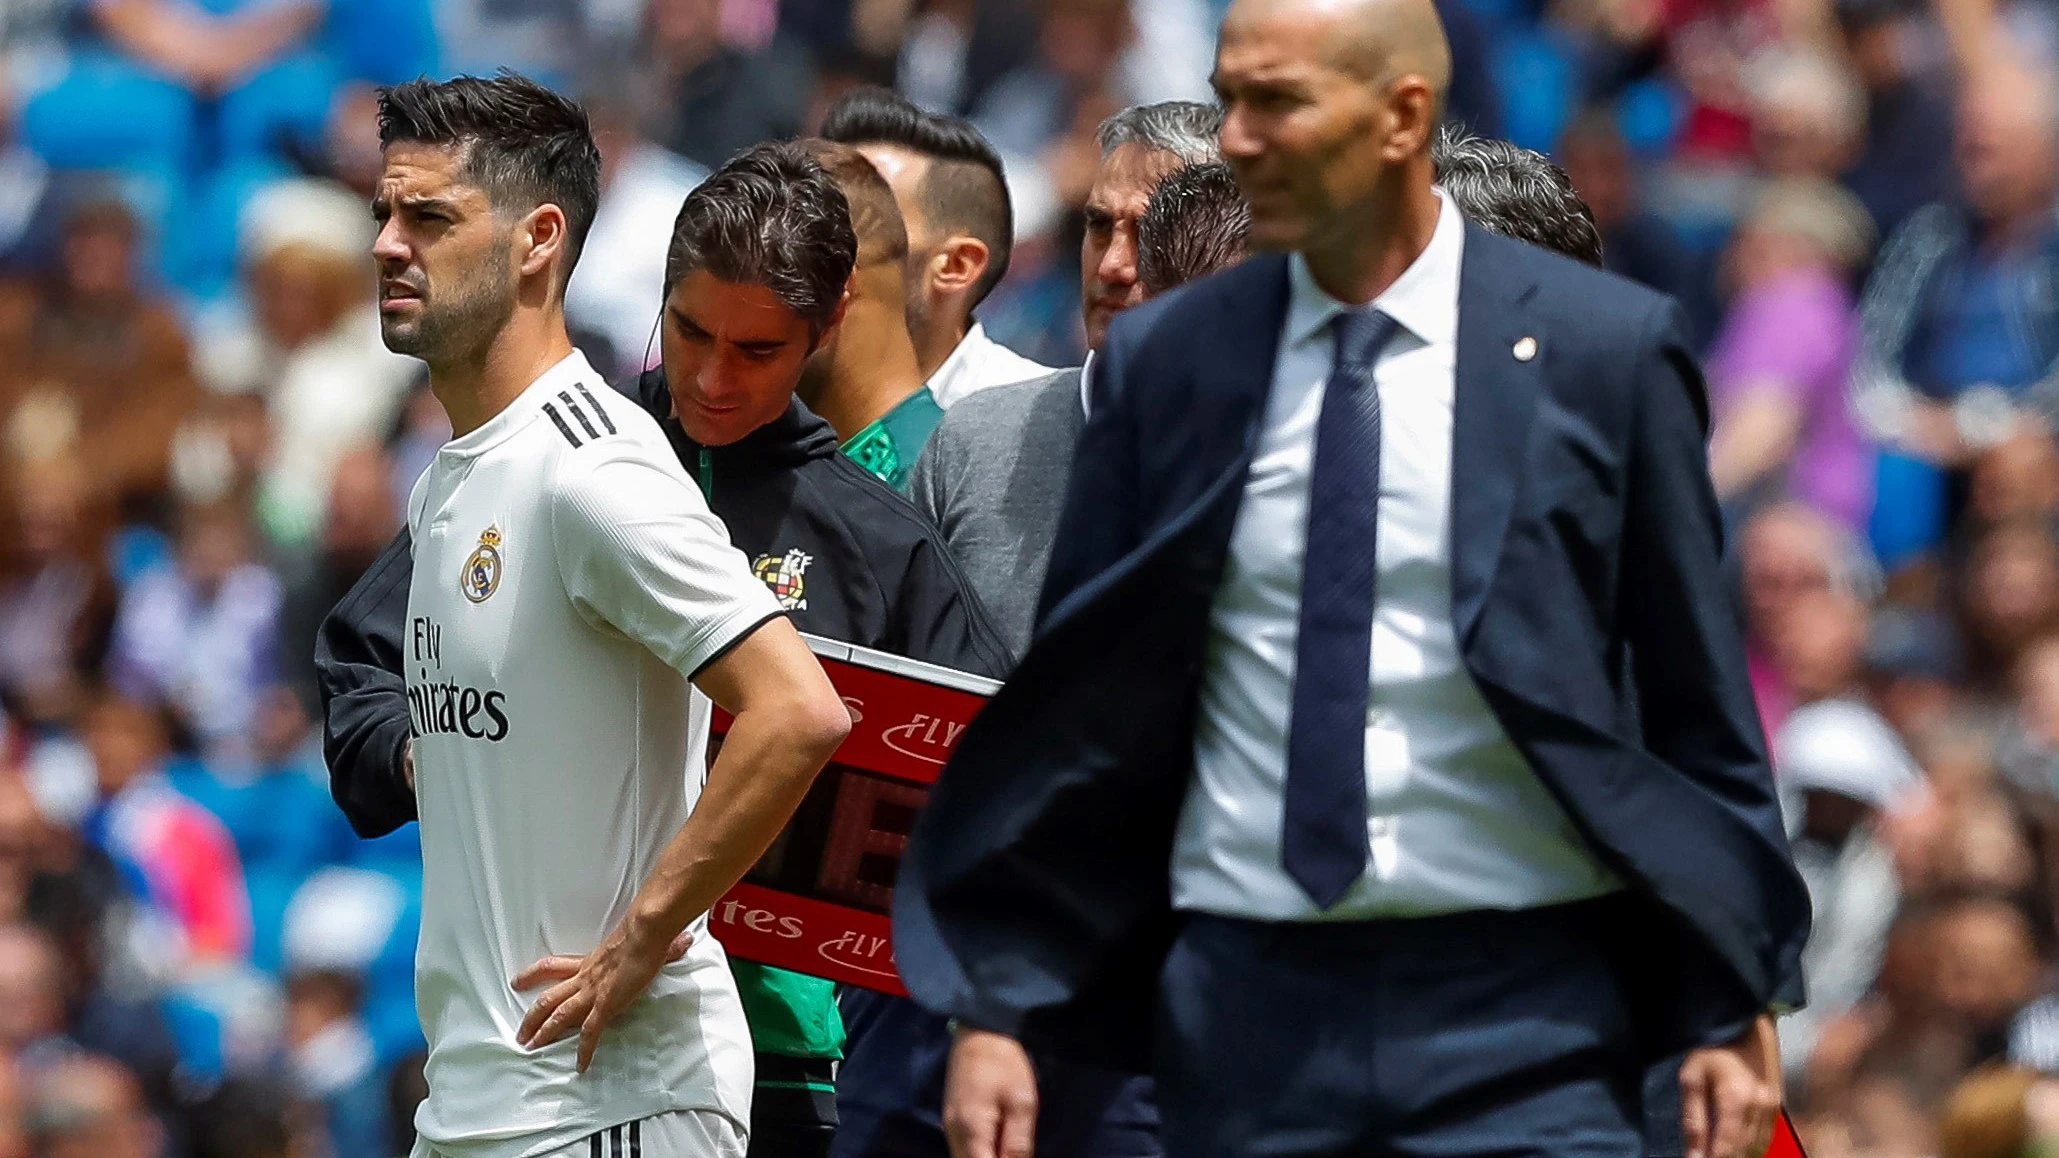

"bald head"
[1227,0,1449,103]
[1216,0,1450,261]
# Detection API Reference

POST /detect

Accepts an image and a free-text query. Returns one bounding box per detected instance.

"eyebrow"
[373,194,460,215]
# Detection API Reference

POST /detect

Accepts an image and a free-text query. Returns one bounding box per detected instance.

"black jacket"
[314,369,1010,838]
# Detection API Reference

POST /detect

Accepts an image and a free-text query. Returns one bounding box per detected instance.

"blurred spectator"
[0,922,68,1055]
[1835,0,1957,240]
[973,0,1134,159]
[284,968,386,1158]
[1933,895,2045,1062]
[25,1052,162,1158]
[188,1075,320,1158]
[383,380,447,523]
[0,1051,26,1158]
[81,0,325,105]
[1852,62,2059,557]
[107,501,281,753]
[1708,177,1876,527]
[386,1051,427,1157]
[194,178,412,551]
[630,0,812,170]
[0,452,114,726]
[284,82,384,199]
[0,86,75,275]
[1996,639,2059,802]
[1936,1066,2046,1158]
[565,92,709,379]
[167,393,272,528]
[1958,520,2059,694]
[1862,607,1968,744]
[280,867,415,1080]
[1773,587,1922,1075]
[173,687,353,972]
[1558,109,1716,345]
[1807,1046,1957,1158]
[277,446,398,713]
[78,693,251,971]
[0,196,200,516]
[1740,502,1880,736]
[1968,428,2059,530]
[1747,48,1865,183]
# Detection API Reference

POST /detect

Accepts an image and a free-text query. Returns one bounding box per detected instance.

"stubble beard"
[381,243,518,374]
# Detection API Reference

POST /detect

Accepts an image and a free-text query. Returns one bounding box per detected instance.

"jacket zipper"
[698,447,714,502]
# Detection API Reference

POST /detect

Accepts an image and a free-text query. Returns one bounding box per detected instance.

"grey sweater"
[909,368,1084,659]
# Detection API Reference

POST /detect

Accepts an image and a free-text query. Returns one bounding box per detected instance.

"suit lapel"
[1450,227,1543,641]
[1156,254,1291,543]
[1204,253,1292,466]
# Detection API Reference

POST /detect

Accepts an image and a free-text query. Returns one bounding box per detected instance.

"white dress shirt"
[925,322,1056,409]
[1172,191,1622,921]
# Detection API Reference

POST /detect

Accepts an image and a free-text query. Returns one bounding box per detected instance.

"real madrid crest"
[751,548,813,611]
[462,525,504,603]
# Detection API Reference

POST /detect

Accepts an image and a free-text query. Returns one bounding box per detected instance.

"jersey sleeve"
[550,448,785,676]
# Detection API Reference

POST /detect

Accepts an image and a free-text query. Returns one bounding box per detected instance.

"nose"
[697,349,738,402]
[372,217,409,267]
[1219,106,1264,162]
[1098,222,1138,289]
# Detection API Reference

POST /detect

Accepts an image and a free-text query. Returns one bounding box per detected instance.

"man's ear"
[929,235,992,298]
[1382,75,1439,165]
[518,204,569,280]
[815,286,854,350]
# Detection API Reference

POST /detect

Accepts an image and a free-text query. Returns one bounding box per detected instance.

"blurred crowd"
[0,0,2058,1149]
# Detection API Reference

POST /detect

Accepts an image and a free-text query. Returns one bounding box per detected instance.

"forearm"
[1708,393,1801,499]
[623,700,846,943]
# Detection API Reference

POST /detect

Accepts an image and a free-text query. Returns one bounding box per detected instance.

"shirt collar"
[927,321,994,397]
[441,348,597,458]
[1283,187,1465,352]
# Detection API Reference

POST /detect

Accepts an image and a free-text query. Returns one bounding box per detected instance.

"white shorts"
[416,1112,747,1158]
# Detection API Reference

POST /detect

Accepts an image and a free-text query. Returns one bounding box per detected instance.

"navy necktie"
[1282,308,1399,909]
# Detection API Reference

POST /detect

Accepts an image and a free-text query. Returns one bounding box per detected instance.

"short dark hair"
[1430,126,1604,266]
[801,139,909,267]
[665,141,858,336]
[377,72,603,283]
[819,86,1013,304]
[1138,162,1252,296]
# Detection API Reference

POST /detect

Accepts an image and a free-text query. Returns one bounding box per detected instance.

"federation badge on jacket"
[752,548,813,611]
[462,526,503,603]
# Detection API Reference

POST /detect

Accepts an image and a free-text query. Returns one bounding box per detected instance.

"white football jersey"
[403,351,781,1158]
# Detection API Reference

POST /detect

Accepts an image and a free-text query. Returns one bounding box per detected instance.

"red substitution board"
[707,635,997,996]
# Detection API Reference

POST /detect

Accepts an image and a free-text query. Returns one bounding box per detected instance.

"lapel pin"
[1513,336,1538,362]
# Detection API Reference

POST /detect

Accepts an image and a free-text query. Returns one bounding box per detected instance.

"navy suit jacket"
[893,227,1811,1075]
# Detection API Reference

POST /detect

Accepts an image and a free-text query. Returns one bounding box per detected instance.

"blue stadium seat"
[1870,449,1951,568]
[324,0,442,84]
[218,52,342,161]
[1616,77,1685,157]
[1494,29,1573,154]
[21,53,195,172]
[166,158,291,302]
